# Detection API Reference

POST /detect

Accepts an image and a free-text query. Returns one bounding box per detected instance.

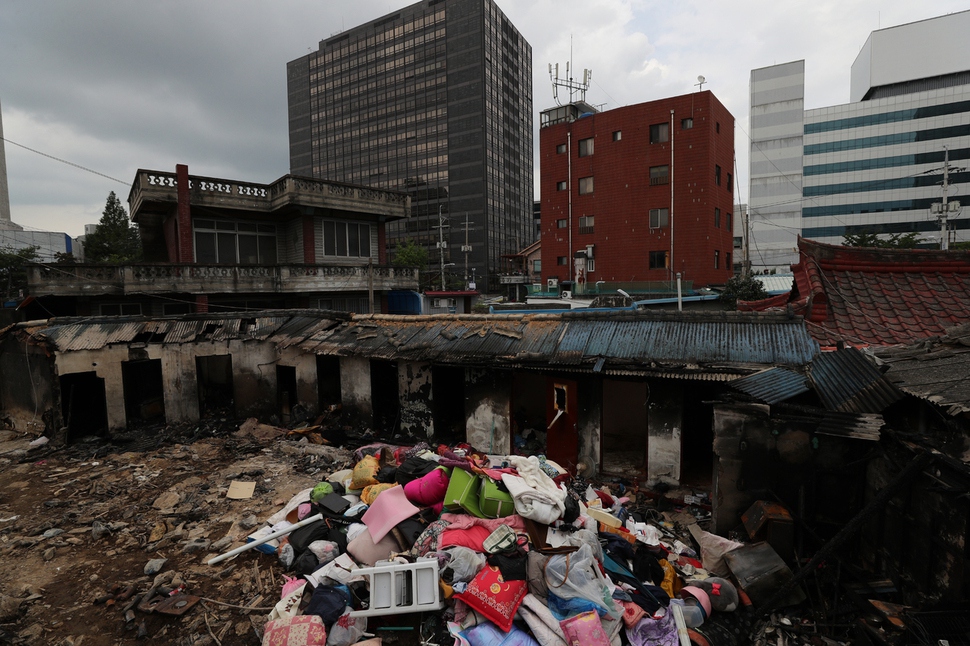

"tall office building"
[287,0,533,293]
[749,11,970,272]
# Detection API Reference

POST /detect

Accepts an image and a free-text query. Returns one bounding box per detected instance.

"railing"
[27,263,419,297]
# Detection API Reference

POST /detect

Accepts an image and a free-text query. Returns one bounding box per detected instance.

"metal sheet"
[809,347,903,413]
[730,367,810,404]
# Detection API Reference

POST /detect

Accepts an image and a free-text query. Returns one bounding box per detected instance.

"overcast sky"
[0,1,965,238]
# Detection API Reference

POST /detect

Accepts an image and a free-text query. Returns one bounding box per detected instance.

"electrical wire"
[1,136,128,186]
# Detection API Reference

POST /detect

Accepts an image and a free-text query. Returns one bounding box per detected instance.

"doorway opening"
[432,365,465,444]
[601,379,649,477]
[277,365,298,425]
[680,380,716,488]
[60,372,108,443]
[370,360,400,438]
[511,372,546,455]
[196,355,234,419]
[122,359,165,428]
[317,355,341,411]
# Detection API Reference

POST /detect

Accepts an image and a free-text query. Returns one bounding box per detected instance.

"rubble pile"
[0,419,949,645]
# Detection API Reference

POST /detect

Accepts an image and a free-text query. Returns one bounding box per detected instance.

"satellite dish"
[697,75,705,83]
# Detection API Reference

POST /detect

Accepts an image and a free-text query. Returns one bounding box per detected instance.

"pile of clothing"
[250,442,741,646]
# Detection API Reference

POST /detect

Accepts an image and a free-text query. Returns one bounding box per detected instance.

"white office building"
[749,11,970,272]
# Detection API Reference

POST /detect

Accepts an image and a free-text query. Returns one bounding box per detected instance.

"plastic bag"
[543,544,619,621]
[441,546,486,584]
[326,606,367,646]
[308,540,340,566]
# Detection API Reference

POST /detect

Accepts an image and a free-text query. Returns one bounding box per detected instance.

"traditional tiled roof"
[739,238,970,347]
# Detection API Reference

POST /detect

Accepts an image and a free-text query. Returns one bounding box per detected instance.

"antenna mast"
[548,36,592,105]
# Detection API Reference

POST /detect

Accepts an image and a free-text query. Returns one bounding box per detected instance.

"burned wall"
[339,356,372,426]
[647,379,683,485]
[279,348,320,421]
[465,367,511,454]
[0,335,56,436]
[399,361,434,440]
[55,346,130,432]
[577,375,602,475]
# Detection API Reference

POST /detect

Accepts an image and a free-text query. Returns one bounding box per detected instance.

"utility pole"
[743,204,751,277]
[462,213,472,287]
[435,205,448,290]
[931,146,963,250]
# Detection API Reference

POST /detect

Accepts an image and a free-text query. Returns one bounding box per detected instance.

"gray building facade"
[287,0,533,293]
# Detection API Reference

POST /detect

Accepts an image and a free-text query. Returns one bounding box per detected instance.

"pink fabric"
[404,468,450,507]
[361,485,420,543]
[559,611,610,646]
[439,513,526,553]
[262,614,327,645]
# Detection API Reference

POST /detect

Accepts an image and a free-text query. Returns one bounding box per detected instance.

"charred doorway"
[317,356,341,411]
[546,377,579,471]
[432,366,465,444]
[122,359,165,428]
[680,380,716,487]
[370,360,400,437]
[511,372,546,455]
[196,355,234,419]
[277,365,298,425]
[601,379,648,477]
[60,372,108,442]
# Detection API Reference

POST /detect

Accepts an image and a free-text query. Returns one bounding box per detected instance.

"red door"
[545,377,578,472]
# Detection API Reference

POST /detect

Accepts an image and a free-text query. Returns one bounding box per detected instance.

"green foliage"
[0,245,40,301]
[392,238,428,268]
[843,230,922,248]
[83,192,142,263]
[719,273,769,308]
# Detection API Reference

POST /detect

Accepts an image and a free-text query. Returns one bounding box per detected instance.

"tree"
[843,230,922,248]
[0,245,39,302]
[719,273,769,308]
[392,238,428,269]
[83,192,142,263]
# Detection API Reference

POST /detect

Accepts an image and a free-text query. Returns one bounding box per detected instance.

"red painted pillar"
[195,295,209,313]
[302,216,316,264]
[176,164,194,263]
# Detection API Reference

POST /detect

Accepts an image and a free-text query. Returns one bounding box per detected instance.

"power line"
[1,136,128,186]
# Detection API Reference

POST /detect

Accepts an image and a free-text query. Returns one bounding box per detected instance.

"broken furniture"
[349,558,442,617]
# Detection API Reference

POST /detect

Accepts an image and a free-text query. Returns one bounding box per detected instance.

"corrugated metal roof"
[41,321,147,351]
[809,347,903,413]
[816,411,883,441]
[729,367,810,404]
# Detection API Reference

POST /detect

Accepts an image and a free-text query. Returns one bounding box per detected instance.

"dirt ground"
[0,420,353,645]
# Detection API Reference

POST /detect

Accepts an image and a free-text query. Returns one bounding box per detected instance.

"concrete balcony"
[27,263,419,297]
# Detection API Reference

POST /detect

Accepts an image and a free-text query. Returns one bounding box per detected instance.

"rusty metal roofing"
[808,347,903,413]
[815,411,883,441]
[874,323,970,415]
[729,367,810,404]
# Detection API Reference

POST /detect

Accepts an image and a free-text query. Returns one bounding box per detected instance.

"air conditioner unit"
[547,278,559,289]
[560,290,572,299]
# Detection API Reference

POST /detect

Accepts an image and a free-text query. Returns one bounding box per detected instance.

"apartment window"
[715,165,722,186]
[556,180,567,191]
[586,258,595,272]
[650,122,669,144]
[649,250,669,269]
[578,215,594,234]
[578,137,594,157]
[726,252,732,270]
[714,250,720,269]
[578,176,594,195]
[714,208,721,228]
[681,118,693,130]
[556,143,567,154]
[649,208,669,229]
[716,122,720,133]
[650,165,669,186]
[727,173,733,193]
[557,256,568,266]
[556,218,567,229]
[734,236,743,248]
[323,221,372,258]
[533,260,541,273]
[612,131,622,141]
[194,219,278,264]
[726,213,733,231]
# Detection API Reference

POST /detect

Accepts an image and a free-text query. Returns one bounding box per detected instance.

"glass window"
[727,173,733,193]
[726,213,732,231]
[650,165,669,186]
[714,250,720,269]
[649,250,668,269]
[194,219,277,264]
[322,221,373,258]
[714,208,721,228]
[649,208,669,229]
[556,219,567,228]
[681,118,693,130]
[578,137,594,157]
[556,143,566,154]
[217,233,236,263]
[195,232,217,263]
[556,181,567,191]
[612,131,621,141]
[578,176,593,195]
[533,260,541,273]
[578,215,594,234]
[715,165,722,186]
[557,256,568,266]
[726,252,732,269]
[650,122,669,144]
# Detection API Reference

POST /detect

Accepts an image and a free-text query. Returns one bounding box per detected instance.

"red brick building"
[539,92,736,292]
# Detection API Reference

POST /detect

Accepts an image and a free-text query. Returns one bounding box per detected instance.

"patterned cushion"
[455,564,528,633]
[262,614,327,646]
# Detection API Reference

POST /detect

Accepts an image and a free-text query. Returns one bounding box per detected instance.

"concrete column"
[340,356,372,426]
[465,368,511,454]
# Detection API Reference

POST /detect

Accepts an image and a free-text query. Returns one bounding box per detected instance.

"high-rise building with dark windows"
[287,0,533,293]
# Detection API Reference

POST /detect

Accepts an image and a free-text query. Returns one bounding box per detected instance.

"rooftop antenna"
[695,75,707,91]
[548,35,591,106]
